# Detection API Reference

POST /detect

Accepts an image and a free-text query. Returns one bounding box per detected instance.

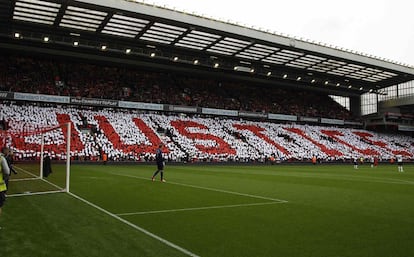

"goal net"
[3,123,71,197]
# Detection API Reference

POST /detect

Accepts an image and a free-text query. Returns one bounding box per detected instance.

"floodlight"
[14,32,20,38]
[43,36,49,42]
[125,49,131,54]
[101,45,107,50]
[73,41,79,46]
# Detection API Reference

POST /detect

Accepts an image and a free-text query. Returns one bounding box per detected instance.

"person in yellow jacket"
[1,149,11,229]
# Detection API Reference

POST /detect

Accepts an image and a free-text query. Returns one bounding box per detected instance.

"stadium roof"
[1,0,414,96]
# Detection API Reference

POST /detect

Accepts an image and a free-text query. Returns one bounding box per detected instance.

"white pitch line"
[117,201,284,216]
[7,190,65,197]
[68,192,200,257]
[10,177,39,182]
[13,166,38,178]
[107,172,288,203]
[384,178,414,185]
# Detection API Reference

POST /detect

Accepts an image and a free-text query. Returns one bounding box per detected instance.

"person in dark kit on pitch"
[151,144,166,182]
[43,155,53,178]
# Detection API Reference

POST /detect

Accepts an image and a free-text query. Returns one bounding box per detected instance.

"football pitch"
[2,163,414,257]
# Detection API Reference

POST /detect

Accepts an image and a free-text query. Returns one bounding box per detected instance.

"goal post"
[66,122,71,193]
[6,122,71,197]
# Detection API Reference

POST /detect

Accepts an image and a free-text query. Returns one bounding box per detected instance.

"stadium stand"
[0,103,412,163]
[0,55,353,120]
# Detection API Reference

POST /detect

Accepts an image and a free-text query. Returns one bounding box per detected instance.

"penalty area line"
[117,201,285,216]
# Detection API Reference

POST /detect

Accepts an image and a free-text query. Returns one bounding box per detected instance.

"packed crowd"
[0,54,352,120]
[0,103,412,163]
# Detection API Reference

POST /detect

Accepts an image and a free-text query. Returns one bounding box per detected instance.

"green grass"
[2,163,414,257]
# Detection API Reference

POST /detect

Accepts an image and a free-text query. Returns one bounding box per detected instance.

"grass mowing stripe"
[67,191,201,257]
[108,171,288,203]
[116,201,284,216]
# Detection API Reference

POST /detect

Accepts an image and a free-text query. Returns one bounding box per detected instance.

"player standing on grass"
[0,148,11,229]
[396,154,404,172]
[353,156,358,169]
[151,143,166,182]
